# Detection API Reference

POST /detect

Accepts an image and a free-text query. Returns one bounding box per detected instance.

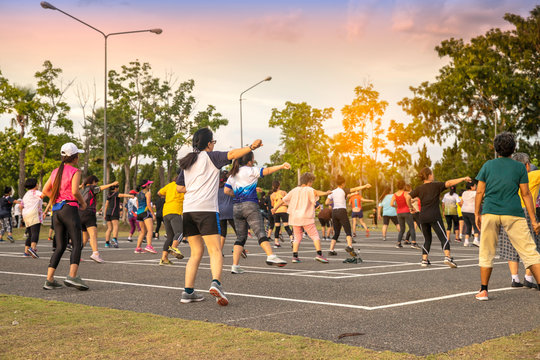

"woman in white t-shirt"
[176,127,262,306]
[442,186,462,243]
[20,178,44,258]
[460,181,479,247]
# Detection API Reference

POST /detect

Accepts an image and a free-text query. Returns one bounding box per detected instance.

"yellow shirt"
[271,190,288,213]
[159,182,184,216]
[519,170,540,208]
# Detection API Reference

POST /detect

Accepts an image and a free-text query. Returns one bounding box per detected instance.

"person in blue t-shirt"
[378,192,399,242]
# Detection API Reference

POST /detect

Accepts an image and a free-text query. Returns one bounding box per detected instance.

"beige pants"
[479,214,540,268]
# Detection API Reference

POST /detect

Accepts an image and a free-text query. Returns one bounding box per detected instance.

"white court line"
[0,270,516,311]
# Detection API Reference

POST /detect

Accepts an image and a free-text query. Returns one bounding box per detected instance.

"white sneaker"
[464,241,469,247]
[90,253,104,263]
[473,239,480,247]
[231,265,245,274]
[266,255,287,267]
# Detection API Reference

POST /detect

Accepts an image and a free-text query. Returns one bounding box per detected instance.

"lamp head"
[40,1,57,10]
[264,76,272,81]
[150,28,163,34]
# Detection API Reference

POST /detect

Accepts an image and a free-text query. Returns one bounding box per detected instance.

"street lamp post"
[239,76,272,147]
[40,1,162,205]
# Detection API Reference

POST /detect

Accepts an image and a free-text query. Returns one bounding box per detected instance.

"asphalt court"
[1,230,539,355]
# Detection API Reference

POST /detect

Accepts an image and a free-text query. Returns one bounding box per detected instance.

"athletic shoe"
[523,279,539,289]
[365,230,370,237]
[231,265,245,274]
[403,241,411,245]
[352,233,357,237]
[209,281,229,306]
[511,280,524,288]
[266,255,287,267]
[64,276,89,291]
[7,235,14,243]
[142,238,147,243]
[352,239,357,244]
[315,255,329,263]
[43,279,63,290]
[473,239,480,247]
[328,250,337,256]
[168,246,184,260]
[274,243,281,248]
[127,236,133,242]
[104,242,110,248]
[444,257,458,268]
[134,247,143,254]
[112,239,119,248]
[159,259,173,266]
[455,238,462,243]
[241,249,248,259]
[144,245,157,254]
[290,240,294,248]
[463,241,469,247]
[27,248,39,259]
[395,243,403,249]
[475,290,488,301]
[344,246,357,257]
[23,252,31,257]
[90,253,104,263]
[382,237,386,241]
[181,291,205,304]
[421,259,431,267]
[0,239,4,242]
[343,257,362,264]
[292,257,301,263]
[410,243,421,249]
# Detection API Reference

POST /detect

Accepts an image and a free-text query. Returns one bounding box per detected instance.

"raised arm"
[118,194,134,198]
[262,162,291,176]
[314,189,332,197]
[227,139,262,160]
[351,183,371,192]
[99,180,119,191]
[445,176,471,188]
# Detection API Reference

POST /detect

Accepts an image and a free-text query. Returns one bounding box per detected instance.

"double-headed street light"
[40,1,162,204]
[239,76,272,147]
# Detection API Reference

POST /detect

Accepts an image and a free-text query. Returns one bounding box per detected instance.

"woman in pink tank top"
[391,180,418,249]
[41,143,89,291]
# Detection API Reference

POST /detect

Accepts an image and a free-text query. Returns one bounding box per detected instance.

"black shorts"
[273,212,289,224]
[219,218,236,238]
[352,210,364,218]
[383,215,398,226]
[105,214,120,222]
[319,217,331,227]
[136,211,152,222]
[80,211,97,231]
[184,212,220,237]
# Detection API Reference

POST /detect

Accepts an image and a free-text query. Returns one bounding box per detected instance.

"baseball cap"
[129,190,137,195]
[61,143,84,157]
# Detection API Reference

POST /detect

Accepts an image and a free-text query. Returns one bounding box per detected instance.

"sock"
[212,279,221,286]
[511,274,520,283]
[316,250,322,256]
[293,252,298,257]
[525,275,534,283]
[481,284,488,292]
[184,287,194,294]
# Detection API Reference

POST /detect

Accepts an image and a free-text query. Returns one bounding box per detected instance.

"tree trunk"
[158,164,165,188]
[17,119,26,197]
[122,162,131,223]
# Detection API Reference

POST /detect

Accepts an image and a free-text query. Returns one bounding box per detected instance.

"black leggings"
[332,208,352,240]
[155,216,163,234]
[462,212,479,236]
[49,205,82,269]
[274,212,292,239]
[406,213,420,241]
[397,213,415,242]
[25,224,41,247]
[445,215,459,232]
[220,218,236,238]
[420,219,449,256]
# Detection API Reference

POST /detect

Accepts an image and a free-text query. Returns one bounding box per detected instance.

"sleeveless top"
[50,164,79,208]
[136,191,148,215]
[271,190,288,213]
[394,192,410,214]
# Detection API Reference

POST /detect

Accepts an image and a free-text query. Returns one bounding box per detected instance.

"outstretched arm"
[262,162,291,176]
[314,190,332,197]
[99,181,119,191]
[445,176,471,188]
[227,139,262,160]
[351,184,371,192]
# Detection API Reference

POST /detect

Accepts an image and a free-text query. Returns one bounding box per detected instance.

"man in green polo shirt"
[474,132,540,301]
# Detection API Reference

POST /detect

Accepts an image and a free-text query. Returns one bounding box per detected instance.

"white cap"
[60,142,84,157]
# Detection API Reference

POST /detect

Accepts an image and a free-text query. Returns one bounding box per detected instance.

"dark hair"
[396,180,406,190]
[3,186,12,195]
[465,180,476,190]
[300,172,315,185]
[138,179,150,191]
[449,186,456,195]
[272,180,280,193]
[405,184,412,192]
[50,154,79,203]
[179,128,214,170]
[219,170,229,188]
[336,175,346,186]
[24,179,38,190]
[418,167,432,181]
[229,151,254,177]
[494,132,515,157]
[84,175,99,186]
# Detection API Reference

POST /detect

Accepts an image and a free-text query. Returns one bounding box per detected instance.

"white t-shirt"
[442,193,460,215]
[225,166,264,204]
[176,151,231,213]
[21,190,43,226]
[461,190,476,213]
[328,187,348,210]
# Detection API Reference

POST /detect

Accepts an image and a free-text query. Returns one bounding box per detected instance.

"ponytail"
[179,128,214,170]
[50,154,78,203]
[271,180,280,194]
[229,152,254,177]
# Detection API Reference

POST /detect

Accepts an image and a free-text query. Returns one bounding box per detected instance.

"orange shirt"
[349,194,362,211]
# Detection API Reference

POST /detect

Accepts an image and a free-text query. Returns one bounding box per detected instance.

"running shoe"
[344,246,357,257]
[90,253,104,263]
[231,265,245,274]
[403,241,411,245]
[463,241,470,247]
[159,259,174,266]
[144,245,157,254]
[365,230,370,237]
[274,243,281,248]
[292,257,301,263]
[142,238,147,243]
[352,239,357,244]
[241,249,248,259]
[455,238,462,243]
[134,247,143,254]
[7,235,14,243]
[127,236,133,242]
[209,281,229,306]
[112,239,119,248]
[168,246,184,259]
[181,291,204,304]
[104,242,110,248]
[23,252,31,257]
[382,237,387,241]
[444,256,458,268]
[43,279,63,290]
[421,259,431,267]
[328,250,337,256]
[410,243,421,249]
[511,280,524,288]
[352,233,357,237]
[475,290,488,301]
[315,255,329,263]
[395,243,403,249]
[343,257,362,264]
[0,239,4,242]
[523,279,539,289]
[266,255,287,267]
[27,248,39,259]
[473,239,480,247]
[64,275,89,291]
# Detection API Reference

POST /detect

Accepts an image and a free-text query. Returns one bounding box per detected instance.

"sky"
[0,0,537,166]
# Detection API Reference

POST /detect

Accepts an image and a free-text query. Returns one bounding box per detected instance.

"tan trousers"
[479,214,540,268]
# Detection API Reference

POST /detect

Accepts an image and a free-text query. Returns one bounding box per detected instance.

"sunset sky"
[0,0,536,165]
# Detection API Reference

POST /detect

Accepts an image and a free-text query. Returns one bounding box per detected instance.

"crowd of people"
[1,129,539,304]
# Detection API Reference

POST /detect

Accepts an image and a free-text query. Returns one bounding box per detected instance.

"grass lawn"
[0,295,538,359]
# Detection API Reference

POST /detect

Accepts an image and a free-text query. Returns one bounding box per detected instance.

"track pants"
[49,205,82,269]
[163,213,183,251]
[420,219,449,256]
[397,212,415,243]
[25,223,41,247]
[332,208,352,240]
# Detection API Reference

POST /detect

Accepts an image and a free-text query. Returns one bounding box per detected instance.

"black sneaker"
[410,243,421,250]
[421,259,431,267]
[328,250,337,256]
[343,257,358,264]
[403,241,411,245]
[27,248,39,259]
[64,275,89,291]
[395,243,403,248]
[344,246,357,257]
[7,235,15,243]
[523,279,539,289]
[444,256,458,268]
[43,279,63,290]
[511,280,524,288]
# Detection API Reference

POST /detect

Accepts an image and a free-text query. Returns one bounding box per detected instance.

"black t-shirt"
[0,196,14,218]
[410,182,446,223]
[106,192,121,217]
[80,185,101,214]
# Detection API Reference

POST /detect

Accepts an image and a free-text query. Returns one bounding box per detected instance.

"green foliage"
[0,128,20,196]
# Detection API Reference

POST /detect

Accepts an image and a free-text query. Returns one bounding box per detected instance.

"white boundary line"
[0,270,516,311]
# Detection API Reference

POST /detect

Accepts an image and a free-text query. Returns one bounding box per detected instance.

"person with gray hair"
[497,152,540,289]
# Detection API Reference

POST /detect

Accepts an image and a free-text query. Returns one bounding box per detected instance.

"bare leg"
[202,234,223,282]
[184,235,204,288]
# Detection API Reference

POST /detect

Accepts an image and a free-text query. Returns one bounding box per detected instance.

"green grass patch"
[0,295,538,359]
